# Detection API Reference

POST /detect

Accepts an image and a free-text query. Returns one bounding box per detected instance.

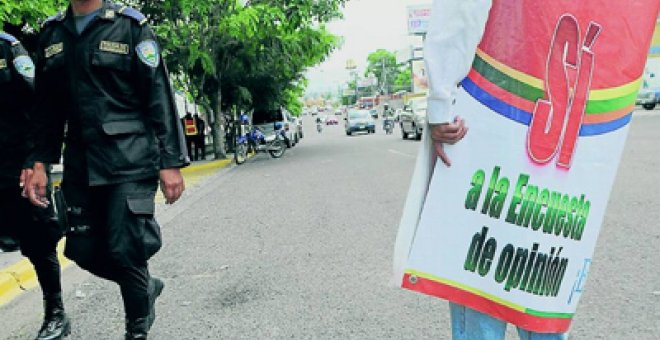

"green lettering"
[465,170,485,211]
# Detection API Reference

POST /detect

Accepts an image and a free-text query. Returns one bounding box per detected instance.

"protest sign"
[398,1,660,333]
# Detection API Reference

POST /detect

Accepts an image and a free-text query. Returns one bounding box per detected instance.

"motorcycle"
[316,122,323,133]
[383,118,394,135]
[234,118,286,165]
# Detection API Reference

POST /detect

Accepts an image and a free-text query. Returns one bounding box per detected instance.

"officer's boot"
[125,317,148,340]
[146,277,164,331]
[35,292,71,340]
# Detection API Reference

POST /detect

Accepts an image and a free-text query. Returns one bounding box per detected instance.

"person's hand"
[20,168,33,197]
[430,117,468,167]
[159,168,185,204]
[25,163,50,208]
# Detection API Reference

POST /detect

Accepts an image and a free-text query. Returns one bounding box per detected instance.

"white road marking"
[388,149,415,158]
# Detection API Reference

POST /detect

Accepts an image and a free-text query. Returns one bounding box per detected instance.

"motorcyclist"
[316,116,323,133]
[383,104,394,132]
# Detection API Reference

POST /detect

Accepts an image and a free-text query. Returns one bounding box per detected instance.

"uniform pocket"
[0,68,10,83]
[91,50,131,72]
[100,120,154,174]
[43,54,65,73]
[126,196,161,261]
[91,50,133,96]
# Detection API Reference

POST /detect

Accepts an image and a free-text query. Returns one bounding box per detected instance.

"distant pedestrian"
[194,113,206,161]
[181,112,197,161]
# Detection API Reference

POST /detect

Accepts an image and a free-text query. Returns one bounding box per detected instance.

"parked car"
[400,97,427,140]
[326,115,339,125]
[252,107,297,148]
[636,88,658,110]
[345,109,376,135]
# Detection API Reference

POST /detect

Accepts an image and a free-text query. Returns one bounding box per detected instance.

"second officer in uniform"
[25,0,189,338]
[0,31,70,340]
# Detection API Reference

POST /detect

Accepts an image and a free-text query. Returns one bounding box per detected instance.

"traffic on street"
[1,112,659,339]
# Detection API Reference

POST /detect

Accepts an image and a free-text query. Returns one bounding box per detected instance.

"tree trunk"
[211,85,227,159]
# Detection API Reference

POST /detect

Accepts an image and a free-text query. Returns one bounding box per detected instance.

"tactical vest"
[184,118,198,136]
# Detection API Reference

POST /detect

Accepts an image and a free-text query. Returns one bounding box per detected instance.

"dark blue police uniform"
[29,2,189,338]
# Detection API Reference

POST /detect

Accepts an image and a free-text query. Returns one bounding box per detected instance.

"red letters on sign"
[527,15,601,169]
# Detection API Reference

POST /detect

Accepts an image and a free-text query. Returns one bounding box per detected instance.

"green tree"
[0,0,67,49]
[137,0,343,158]
[364,49,400,94]
[393,65,412,93]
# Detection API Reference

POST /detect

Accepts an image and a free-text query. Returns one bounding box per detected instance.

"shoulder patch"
[118,6,148,26]
[41,12,65,28]
[136,40,160,68]
[0,32,19,46]
[13,56,35,78]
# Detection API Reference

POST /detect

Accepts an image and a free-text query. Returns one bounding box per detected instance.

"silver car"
[400,97,427,140]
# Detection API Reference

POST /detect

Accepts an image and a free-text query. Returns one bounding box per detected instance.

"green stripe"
[586,91,637,114]
[472,55,637,114]
[525,308,574,319]
[472,56,545,101]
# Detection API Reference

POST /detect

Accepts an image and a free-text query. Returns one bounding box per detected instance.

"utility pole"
[346,59,358,105]
[381,56,388,95]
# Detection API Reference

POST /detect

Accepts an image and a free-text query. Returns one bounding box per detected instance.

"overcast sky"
[305,0,430,96]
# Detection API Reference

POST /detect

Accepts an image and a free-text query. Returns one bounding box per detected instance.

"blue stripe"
[578,114,632,136]
[650,46,660,54]
[460,77,631,137]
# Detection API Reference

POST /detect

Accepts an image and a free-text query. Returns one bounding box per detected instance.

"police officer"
[24,0,189,338]
[0,32,70,339]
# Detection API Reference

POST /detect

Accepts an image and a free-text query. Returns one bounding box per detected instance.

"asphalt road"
[0,113,658,339]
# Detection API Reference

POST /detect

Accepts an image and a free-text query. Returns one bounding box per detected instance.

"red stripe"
[467,69,537,113]
[401,273,572,333]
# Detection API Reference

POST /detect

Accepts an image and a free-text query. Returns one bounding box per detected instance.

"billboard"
[407,4,432,35]
[412,59,428,93]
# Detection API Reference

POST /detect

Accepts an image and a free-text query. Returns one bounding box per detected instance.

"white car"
[252,108,297,148]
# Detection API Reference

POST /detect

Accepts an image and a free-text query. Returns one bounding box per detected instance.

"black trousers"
[62,179,161,319]
[0,187,62,296]
[185,137,194,162]
[194,135,205,161]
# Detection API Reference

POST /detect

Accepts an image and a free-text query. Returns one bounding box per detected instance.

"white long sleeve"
[424,0,493,124]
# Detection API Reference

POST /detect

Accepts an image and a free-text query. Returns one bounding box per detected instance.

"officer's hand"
[160,168,185,204]
[20,168,33,197]
[26,163,50,208]
[430,117,468,167]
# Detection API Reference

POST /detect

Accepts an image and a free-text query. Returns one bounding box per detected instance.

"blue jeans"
[450,303,567,340]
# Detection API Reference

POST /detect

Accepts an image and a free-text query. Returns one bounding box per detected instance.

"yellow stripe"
[476,49,544,89]
[405,269,526,313]
[476,49,642,101]
[589,78,643,100]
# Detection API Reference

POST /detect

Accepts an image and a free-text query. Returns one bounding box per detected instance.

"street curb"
[1,158,234,307]
[181,159,233,174]
[0,242,71,307]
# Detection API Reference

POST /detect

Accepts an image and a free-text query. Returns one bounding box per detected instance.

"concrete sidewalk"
[0,157,235,307]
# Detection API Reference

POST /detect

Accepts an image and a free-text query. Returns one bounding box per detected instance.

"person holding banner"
[394,0,660,339]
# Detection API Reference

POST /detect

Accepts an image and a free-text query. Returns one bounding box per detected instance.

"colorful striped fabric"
[462,48,639,137]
